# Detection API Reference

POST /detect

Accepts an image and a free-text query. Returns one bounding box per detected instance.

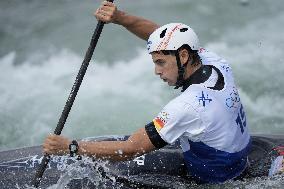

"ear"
[179,49,190,66]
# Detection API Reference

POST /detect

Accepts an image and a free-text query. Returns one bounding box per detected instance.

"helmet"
[147,23,200,91]
[147,23,199,54]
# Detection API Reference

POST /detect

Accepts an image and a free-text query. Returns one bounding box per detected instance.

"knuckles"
[94,2,116,22]
[42,134,69,155]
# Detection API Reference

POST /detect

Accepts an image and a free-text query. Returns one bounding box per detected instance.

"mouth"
[160,76,169,83]
[161,78,167,82]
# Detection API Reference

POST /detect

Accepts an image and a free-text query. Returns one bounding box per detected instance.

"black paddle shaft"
[31,0,114,187]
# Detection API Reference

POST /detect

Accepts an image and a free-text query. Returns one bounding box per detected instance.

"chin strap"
[174,50,186,91]
[174,68,185,89]
[174,49,199,92]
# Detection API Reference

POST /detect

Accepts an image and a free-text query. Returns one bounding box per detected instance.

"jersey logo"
[153,111,169,131]
[153,117,165,131]
[221,64,231,72]
[197,91,212,107]
[226,88,240,108]
[235,104,247,134]
[198,48,207,53]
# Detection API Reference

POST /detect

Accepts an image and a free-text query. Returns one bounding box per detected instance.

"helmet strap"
[174,50,186,90]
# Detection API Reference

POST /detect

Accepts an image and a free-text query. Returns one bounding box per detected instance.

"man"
[43,1,251,184]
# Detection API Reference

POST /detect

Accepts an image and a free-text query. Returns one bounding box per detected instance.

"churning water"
[1,0,284,188]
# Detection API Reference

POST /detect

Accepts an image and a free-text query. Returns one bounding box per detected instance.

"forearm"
[114,10,159,41]
[78,128,155,161]
[78,140,143,161]
[43,128,155,161]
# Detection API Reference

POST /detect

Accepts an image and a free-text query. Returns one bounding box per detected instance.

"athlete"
[43,1,251,184]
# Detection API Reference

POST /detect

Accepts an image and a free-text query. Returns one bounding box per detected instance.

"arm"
[43,127,156,161]
[94,1,159,40]
[78,128,155,160]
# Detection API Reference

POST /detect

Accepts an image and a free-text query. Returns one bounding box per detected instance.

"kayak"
[0,134,283,189]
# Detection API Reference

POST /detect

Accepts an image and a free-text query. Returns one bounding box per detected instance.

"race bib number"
[235,104,247,134]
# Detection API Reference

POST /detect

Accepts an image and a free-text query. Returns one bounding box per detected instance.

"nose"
[155,65,162,75]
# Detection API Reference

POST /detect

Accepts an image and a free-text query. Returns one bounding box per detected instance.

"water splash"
[45,157,116,189]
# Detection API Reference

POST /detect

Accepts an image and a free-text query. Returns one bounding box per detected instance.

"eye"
[156,60,166,66]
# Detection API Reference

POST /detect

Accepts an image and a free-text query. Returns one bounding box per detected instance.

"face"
[151,52,178,86]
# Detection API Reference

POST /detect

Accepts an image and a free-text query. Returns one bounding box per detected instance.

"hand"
[94,1,118,24]
[43,134,70,155]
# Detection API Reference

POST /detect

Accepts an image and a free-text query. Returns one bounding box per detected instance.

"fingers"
[43,135,56,154]
[94,1,117,23]
[101,0,115,10]
[42,134,70,155]
[101,0,114,7]
[96,9,111,19]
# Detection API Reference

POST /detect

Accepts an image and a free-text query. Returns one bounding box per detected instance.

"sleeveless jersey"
[152,48,251,183]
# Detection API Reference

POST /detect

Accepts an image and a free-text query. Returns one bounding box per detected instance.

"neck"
[184,62,202,80]
[181,64,212,92]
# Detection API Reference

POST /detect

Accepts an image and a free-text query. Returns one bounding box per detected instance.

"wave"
[0,49,168,150]
[0,4,284,150]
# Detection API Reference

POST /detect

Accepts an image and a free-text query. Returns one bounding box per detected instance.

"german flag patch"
[153,117,165,132]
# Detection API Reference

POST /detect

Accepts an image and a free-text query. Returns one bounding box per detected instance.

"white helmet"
[147,23,199,53]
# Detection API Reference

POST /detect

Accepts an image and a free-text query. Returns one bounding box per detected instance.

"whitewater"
[1,0,284,188]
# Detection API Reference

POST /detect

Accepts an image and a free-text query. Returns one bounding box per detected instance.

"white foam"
[1,10,284,150]
[0,48,167,149]
[205,12,284,134]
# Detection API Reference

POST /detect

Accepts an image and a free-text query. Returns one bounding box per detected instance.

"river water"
[0,0,284,188]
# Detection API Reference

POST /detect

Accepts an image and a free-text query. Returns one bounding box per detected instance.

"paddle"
[31,0,114,187]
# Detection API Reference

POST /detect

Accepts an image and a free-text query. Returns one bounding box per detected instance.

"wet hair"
[160,45,201,66]
[160,50,176,56]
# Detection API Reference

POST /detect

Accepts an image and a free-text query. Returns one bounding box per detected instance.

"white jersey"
[152,48,251,183]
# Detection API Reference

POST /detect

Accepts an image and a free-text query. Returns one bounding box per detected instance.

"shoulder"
[198,48,228,66]
[158,94,200,127]
[198,48,222,60]
[165,93,198,113]
[154,95,202,144]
